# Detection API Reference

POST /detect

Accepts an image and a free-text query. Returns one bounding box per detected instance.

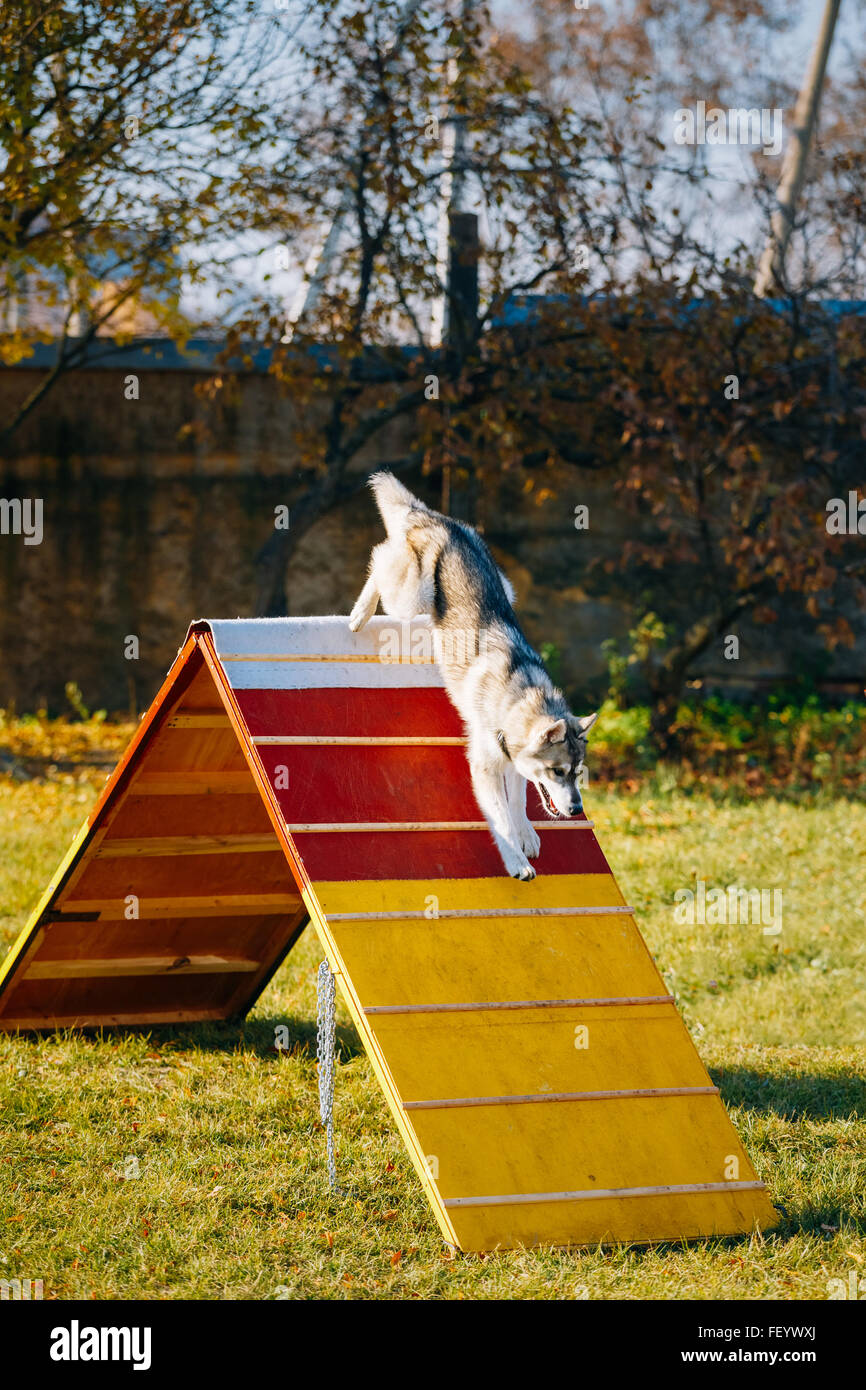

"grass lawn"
[0,722,863,1300]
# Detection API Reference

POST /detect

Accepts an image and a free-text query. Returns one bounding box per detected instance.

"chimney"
[445,211,479,352]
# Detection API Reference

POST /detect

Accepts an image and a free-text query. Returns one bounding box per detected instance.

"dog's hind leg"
[348,572,380,631]
[365,537,433,622]
[505,763,540,859]
[470,759,535,881]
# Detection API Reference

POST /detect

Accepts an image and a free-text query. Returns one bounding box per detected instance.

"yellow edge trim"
[0,814,92,995]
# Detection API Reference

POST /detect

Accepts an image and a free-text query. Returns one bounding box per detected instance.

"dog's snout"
[569,799,583,816]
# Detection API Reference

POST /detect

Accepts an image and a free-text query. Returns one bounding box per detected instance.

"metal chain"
[316,959,338,1190]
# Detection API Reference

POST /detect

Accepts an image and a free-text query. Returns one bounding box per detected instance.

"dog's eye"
[552,768,566,777]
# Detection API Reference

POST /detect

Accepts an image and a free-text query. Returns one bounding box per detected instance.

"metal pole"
[430,0,473,347]
[754,0,842,298]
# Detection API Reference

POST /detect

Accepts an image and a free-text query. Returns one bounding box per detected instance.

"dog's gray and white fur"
[349,472,598,880]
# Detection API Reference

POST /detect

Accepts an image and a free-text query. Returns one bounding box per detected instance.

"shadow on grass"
[712,1066,866,1120]
[3,1013,366,1062]
[187,1014,366,1063]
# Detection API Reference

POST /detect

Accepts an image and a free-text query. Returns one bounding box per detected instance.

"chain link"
[316,959,338,1189]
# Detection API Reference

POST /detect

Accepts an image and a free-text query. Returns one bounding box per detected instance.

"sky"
[181,0,863,326]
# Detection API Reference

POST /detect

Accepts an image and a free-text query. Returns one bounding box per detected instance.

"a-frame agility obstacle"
[0,616,777,1251]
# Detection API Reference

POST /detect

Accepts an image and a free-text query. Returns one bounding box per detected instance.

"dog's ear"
[573,711,598,737]
[534,718,567,749]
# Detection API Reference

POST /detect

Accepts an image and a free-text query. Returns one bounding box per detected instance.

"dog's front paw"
[502,848,536,880]
[348,606,367,632]
[519,823,541,859]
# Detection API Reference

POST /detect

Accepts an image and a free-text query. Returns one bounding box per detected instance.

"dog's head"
[512,711,598,818]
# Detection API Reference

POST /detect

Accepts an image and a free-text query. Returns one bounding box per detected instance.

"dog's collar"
[496,729,511,761]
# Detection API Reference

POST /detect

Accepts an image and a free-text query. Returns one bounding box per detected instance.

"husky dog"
[349,472,598,879]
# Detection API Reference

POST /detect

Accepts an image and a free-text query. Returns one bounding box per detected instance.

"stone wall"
[1,356,860,713]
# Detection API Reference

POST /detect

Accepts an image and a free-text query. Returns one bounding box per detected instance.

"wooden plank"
[322,873,655,1012]
[403,1086,718,1111]
[130,771,257,794]
[451,1187,778,1253]
[334,926,662,1011]
[253,735,465,745]
[366,1007,706,1104]
[412,1093,765,1211]
[95,835,279,859]
[105,794,273,840]
[69,852,296,899]
[31,917,300,979]
[5,956,244,1023]
[235,686,463,739]
[365,996,676,1016]
[445,1181,768,1210]
[166,713,231,729]
[292,829,610,880]
[284,820,595,833]
[25,956,260,980]
[52,894,301,920]
[315,874,626,915]
[327,904,633,922]
[136,726,250,776]
[221,653,436,664]
[0,1009,232,1029]
[259,742,577,830]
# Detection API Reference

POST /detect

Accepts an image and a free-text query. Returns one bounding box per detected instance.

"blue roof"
[499,293,866,325]
[5,338,269,372]
[6,296,866,371]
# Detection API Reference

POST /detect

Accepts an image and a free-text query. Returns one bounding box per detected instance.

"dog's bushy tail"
[368,470,422,537]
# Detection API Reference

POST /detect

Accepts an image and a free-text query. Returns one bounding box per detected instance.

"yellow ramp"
[312,873,776,1252]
